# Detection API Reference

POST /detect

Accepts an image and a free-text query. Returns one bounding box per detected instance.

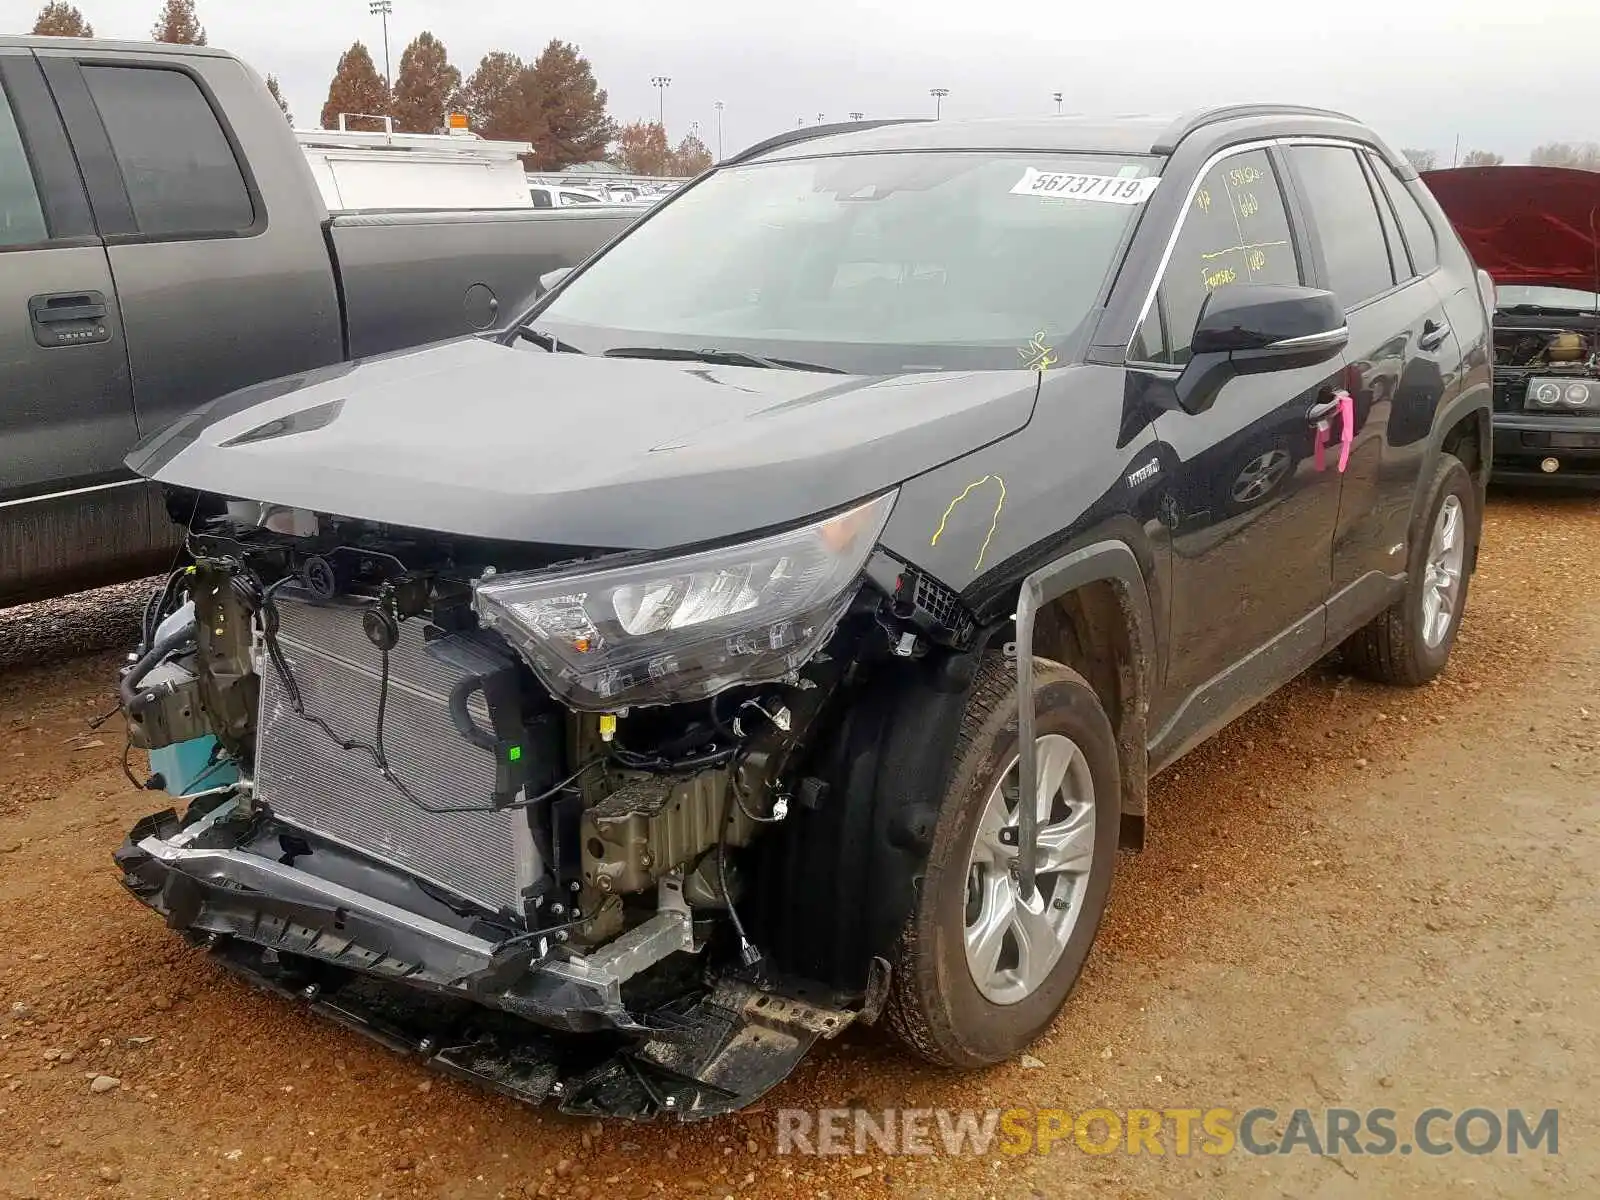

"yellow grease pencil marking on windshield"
[1198,239,1288,261]
[1019,332,1057,372]
[930,474,1008,571]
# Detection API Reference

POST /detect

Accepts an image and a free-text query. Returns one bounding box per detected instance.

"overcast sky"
[5,0,1599,161]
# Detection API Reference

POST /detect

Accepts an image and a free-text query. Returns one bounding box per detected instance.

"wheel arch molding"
[744,537,1157,1000]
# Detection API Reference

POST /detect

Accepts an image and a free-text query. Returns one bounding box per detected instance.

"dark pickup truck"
[0,37,633,605]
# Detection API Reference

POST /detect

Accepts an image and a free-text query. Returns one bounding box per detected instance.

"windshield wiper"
[512,327,584,353]
[603,346,846,373]
[1499,303,1597,315]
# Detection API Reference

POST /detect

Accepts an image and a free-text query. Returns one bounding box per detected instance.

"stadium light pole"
[930,87,949,119]
[1053,91,1063,114]
[714,100,724,159]
[849,111,864,121]
[651,76,672,129]
[369,0,393,106]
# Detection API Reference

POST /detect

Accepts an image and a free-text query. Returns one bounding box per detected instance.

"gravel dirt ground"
[1,492,1596,1200]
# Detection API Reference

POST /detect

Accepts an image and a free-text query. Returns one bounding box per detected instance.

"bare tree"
[1529,142,1600,171]
[1400,148,1438,173]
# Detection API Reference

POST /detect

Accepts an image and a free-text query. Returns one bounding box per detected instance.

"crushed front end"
[112,488,971,1119]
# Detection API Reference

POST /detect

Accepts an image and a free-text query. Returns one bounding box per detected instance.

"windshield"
[525,151,1160,373]
[1498,285,1600,312]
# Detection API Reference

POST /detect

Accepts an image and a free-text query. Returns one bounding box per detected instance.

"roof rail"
[1150,104,1357,154]
[722,118,930,167]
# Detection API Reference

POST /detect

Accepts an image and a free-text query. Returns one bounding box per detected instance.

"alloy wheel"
[1421,494,1466,649]
[963,733,1097,1006]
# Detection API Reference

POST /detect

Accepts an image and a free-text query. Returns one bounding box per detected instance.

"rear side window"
[0,78,48,248]
[1370,156,1439,273]
[1139,147,1301,364]
[82,66,254,237]
[1362,154,1410,283]
[1287,145,1395,308]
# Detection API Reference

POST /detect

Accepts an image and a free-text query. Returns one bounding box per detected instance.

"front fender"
[1014,538,1157,869]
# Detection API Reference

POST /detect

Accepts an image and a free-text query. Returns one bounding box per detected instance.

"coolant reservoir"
[1547,331,1586,362]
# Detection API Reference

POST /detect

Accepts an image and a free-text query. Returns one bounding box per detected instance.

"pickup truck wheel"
[1342,453,1476,686]
[884,656,1119,1069]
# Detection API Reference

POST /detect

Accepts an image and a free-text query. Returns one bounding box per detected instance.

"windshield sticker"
[1010,170,1159,204]
[1018,332,1058,371]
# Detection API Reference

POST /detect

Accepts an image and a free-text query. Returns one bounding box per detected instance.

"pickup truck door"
[0,51,149,603]
[1133,146,1346,765]
[35,49,343,441]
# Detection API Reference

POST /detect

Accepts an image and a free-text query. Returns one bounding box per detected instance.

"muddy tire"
[1342,453,1477,686]
[884,655,1120,1069]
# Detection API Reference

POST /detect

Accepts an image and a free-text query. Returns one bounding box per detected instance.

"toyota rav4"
[112,105,1492,1121]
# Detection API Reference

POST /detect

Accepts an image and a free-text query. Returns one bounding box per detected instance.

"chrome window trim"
[1126,137,1284,355]
[1125,134,1393,367]
[1266,324,1350,351]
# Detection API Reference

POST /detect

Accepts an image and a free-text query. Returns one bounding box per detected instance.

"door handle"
[34,300,107,323]
[1307,394,1342,423]
[1419,320,1451,352]
[28,291,111,347]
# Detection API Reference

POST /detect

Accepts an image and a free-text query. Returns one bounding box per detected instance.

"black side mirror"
[1174,284,1348,415]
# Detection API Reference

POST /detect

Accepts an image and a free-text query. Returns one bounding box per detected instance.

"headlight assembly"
[473,492,897,709]
[1527,377,1597,410]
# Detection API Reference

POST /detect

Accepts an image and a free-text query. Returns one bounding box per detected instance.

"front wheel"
[884,656,1120,1069]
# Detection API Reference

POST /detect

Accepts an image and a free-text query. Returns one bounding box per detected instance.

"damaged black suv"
[113,106,1492,1120]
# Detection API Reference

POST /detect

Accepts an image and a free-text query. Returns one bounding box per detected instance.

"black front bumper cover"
[1493,412,1600,486]
[113,807,854,1121]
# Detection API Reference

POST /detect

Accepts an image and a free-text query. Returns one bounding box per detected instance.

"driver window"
[1138,148,1302,365]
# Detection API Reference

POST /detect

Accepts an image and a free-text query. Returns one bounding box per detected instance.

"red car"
[1425,165,1600,487]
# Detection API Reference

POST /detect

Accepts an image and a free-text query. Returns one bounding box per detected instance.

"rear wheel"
[1342,453,1476,685]
[885,656,1120,1068]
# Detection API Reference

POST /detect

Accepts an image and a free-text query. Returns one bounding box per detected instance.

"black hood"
[130,337,1041,549]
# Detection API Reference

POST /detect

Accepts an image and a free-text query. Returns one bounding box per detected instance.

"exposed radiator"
[255,594,538,916]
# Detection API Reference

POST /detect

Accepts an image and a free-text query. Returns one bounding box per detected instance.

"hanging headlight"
[473,492,897,709]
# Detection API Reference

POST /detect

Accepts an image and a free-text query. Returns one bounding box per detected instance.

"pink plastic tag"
[1334,389,1354,473]
[1313,390,1356,474]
